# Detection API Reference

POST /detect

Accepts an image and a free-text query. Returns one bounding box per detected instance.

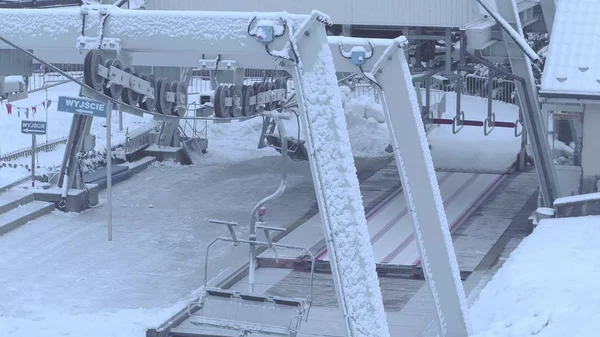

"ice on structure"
[553,192,600,206]
[249,18,286,37]
[299,40,389,336]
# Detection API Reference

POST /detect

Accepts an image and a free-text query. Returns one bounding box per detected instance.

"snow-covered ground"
[470,216,599,337]
[0,155,317,337]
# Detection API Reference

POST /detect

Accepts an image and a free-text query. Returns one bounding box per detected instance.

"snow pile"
[339,87,389,157]
[0,165,29,188]
[470,216,600,337]
[298,40,389,336]
[0,304,186,337]
[200,117,279,165]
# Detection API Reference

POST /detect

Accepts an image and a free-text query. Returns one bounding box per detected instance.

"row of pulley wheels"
[83,50,188,117]
[213,78,288,118]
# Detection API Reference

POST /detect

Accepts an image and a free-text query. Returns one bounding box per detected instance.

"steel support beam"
[369,40,471,337]
[493,0,560,205]
[289,14,390,337]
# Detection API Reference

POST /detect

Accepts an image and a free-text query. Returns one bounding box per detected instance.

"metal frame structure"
[0,4,480,337]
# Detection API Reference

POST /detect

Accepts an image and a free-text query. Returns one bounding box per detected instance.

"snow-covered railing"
[0,136,68,162]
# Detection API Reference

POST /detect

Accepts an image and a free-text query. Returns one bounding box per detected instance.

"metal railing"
[26,63,84,92]
[421,74,516,104]
[0,136,69,163]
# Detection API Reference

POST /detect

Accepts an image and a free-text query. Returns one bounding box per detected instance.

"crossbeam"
[0,5,398,73]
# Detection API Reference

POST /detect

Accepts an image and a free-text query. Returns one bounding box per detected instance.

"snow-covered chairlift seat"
[189,287,310,336]
[187,223,315,337]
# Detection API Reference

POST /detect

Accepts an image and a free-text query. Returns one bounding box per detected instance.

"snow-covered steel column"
[371,39,472,337]
[287,13,390,337]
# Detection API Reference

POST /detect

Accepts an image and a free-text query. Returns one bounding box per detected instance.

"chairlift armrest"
[208,219,238,226]
[205,287,237,298]
[256,224,286,232]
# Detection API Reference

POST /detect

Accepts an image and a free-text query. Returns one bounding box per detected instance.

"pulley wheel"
[213,85,231,118]
[276,77,287,99]
[139,74,157,112]
[84,49,106,91]
[121,68,140,107]
[83,51,93,88]
[266,81,277,111]
[103,59,124,99]
[230,85,243,118]
[155,78,171,114]
[172,81,188,117]
[241,85,255,117]
[256,82,266,112]
[169,81,179,115]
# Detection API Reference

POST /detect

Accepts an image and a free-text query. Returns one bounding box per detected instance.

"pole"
[118,106,123,131]
[31,134,36,187]
[45,87,48,144]
[107,103,113,241]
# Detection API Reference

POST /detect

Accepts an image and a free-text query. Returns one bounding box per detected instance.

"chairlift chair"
[187,112,314,337]
[260,113,309,162]
[187,229,315,337]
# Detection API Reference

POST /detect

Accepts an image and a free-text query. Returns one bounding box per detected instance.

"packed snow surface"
[0,165,29,188]
[0,155,318,337]
[470,216,600,337]
[298,40,389,337]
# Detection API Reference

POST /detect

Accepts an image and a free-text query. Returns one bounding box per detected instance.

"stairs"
[0,191,55,236]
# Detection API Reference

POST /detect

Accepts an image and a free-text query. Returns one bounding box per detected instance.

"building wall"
[581,103,600,192]
[143,0,485,28]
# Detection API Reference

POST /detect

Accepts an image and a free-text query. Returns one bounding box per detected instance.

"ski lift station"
[1,0,600,337]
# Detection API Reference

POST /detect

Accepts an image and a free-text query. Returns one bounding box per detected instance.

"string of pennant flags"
[0,99,53,119]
